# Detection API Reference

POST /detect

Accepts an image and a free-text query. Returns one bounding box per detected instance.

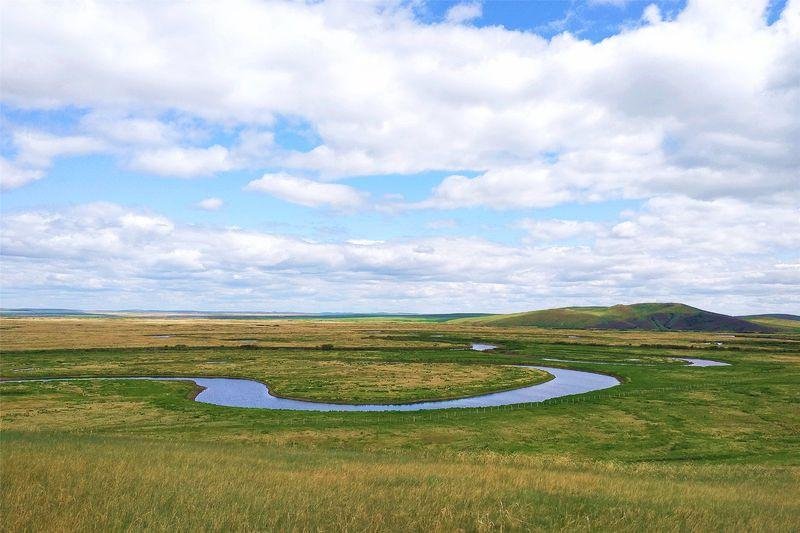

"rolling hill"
[457,303,776,332]
[738,314,800,332]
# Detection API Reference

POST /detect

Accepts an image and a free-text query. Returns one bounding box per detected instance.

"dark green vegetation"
[1,318,799,531]
[460,302,776,332]
[740,314,800,321]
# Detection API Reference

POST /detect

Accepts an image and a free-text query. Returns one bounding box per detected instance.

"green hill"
[738,314,800,333]
[458,303,775,332]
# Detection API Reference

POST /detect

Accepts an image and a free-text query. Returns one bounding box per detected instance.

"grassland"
[1,317,799,531]
[0,346,549,404]
[743,315,800,333]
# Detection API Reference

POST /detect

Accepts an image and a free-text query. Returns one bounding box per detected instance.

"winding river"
[0,350,730,412]
[169,365,620,411]
[673,357,730,367]
[0,366,619,412]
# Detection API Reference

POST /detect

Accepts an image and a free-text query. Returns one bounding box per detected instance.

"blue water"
[1,366,620,412]
[2,351,735,411]
[186,366,619,411]
[470,343,497,351]
[673,357,730,367]
[542,357,730,367]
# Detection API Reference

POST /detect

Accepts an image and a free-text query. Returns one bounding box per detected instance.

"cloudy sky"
[1,0,798,314]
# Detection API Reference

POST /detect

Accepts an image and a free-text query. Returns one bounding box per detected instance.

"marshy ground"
[1,317,798,531]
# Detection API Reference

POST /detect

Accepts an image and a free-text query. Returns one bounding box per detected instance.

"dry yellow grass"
[2,316,794,351]
[2,317,798,532]
[2,434,798,532]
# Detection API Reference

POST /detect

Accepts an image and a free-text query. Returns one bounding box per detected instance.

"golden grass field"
[4,434,798,532]
[1,317,799,531]
[4,316,789,350]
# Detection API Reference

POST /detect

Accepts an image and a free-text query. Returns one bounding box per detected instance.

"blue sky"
[0,149,641,245]
[424,0,685,38]
[1,0,798,314]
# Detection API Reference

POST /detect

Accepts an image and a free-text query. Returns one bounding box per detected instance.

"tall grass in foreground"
[3,433,798,532]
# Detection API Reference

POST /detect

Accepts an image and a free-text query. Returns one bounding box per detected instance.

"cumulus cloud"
[1,200,797,313]
[1,130,107,190]
[196,197,224,211]
[1,0,797,311]
[518,219,605,242]
[245,173,366,209]
[12,130,106,168]
[642,4,662,24]
[445,2,482,24]
[1,117,277,181]
[414,167,575,210]
[0,0,796,204]
[0,157,44,190]
[129,145,233,177]
[599,195,800,256]
[78,112,186,146]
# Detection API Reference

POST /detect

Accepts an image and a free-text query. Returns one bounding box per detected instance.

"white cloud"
[1,200,797,313]
[79,112,186,146]
[245,172,366,209]
[642,4,662,25]
[599,195,800,256]
[232,129,276,165]
[12,130,106,168]
[518,219,604,241]
[426,219,458,230]
[1,0,795,203]
[1,130,107,190]
[413,167,574,210]
[445,3,482,24]
[196,197,224,211]
[2,117,277,182]
[610,220,638,239]
[129,145,232,177]
[0,1,798,312]
[346,239,385,246]
[0,157,44,190]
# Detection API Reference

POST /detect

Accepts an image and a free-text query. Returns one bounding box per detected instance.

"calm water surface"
[181,366,619,411]
[3,352,730,411]
[673,357,730,367]
[470,343,497,351]
[2,366,619,412]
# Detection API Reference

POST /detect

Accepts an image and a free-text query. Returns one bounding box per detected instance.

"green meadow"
[1,318,799,531]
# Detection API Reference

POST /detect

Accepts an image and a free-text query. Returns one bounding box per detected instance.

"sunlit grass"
[1,317,799,531]
[2,316,795,352]
[2,433,798,532]
[0,346,549,404]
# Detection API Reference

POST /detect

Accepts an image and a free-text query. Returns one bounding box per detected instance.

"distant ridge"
[2,306,791,332]
[456,303,776,333]
[738,314,800,321]
[736,314,800,332]
[0,309,488,322]
[0,308,94,317]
